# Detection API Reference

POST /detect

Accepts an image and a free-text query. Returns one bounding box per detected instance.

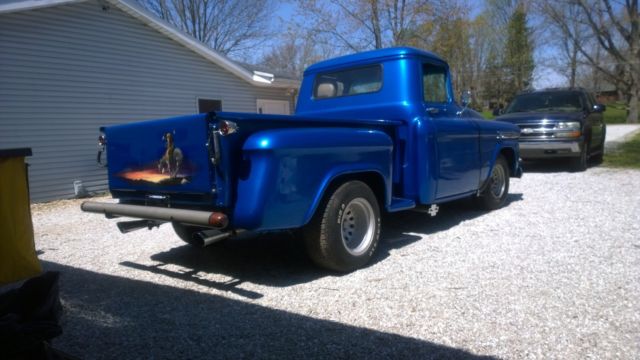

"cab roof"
[304,47,446,75]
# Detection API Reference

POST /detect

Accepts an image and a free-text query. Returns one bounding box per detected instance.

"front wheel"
[303,180,381,272]
[592,128,606,164]
[571,141,589,172]
[477,155,510,210]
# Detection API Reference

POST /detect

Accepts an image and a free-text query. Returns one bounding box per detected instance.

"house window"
[198,99,222,113]
[257,99,290,115]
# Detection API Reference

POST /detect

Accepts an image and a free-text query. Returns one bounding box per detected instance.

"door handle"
[425,107,440,115]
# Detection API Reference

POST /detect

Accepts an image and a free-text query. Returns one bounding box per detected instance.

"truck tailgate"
[105,114,213,195]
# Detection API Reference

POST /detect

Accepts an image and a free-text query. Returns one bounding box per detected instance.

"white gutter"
[0,0,85,14]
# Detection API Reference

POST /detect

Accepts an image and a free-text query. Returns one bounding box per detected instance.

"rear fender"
[233,128,393,230]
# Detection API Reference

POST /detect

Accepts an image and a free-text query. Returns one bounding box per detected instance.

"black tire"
[303,180,381,272]
[571,141,589,172]
[172,222,208,246]
[592,127,606,164]
[591,148,604,164]
[477,155,510,210]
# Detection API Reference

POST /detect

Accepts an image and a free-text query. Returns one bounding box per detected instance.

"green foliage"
[482,46,506,103]
[604,102,631,124]
[481,110,495,119]
[504,5,534,100]
[604,132,640,169]
[427,8,473,98]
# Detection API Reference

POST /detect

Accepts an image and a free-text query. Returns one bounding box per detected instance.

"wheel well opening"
[499,148,515,175]
[326,172,386,211]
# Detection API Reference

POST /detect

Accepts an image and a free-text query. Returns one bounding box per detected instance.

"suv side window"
[423,64,448,103]
[586,92,597,109]
[579,92,591,111]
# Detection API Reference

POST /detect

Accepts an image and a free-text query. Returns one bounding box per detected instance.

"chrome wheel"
[304,180,381,272]
[489,164,506,199]
[340,198,376,256]
[477,155,510,210]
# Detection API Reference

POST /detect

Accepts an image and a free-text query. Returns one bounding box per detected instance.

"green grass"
[481,110,494,120]
[603,102,628,124]
[603,131,640,169]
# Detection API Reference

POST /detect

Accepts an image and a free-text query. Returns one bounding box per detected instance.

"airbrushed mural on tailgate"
[118,131,196,186]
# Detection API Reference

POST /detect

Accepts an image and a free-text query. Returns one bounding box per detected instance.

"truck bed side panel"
[232,128,393,231]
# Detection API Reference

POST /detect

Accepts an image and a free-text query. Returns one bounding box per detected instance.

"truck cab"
[82,47,522,272]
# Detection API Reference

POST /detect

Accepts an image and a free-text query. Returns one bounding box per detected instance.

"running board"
[388,197,416,212]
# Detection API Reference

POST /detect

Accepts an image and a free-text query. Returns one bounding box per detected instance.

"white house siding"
[0,1,295,202]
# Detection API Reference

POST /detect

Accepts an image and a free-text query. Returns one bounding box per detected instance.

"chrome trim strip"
[497,131,520,140]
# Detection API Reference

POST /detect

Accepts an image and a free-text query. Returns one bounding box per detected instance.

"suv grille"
[517,123,562,139]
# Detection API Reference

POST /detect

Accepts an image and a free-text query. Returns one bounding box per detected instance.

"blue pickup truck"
[82,47,522,272]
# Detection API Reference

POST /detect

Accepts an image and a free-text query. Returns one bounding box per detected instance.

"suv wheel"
[571,141,589,172]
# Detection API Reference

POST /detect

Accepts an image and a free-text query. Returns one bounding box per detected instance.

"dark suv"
[496,88,606,171]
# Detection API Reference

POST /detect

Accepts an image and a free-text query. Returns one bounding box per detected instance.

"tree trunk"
[569,45,578,88]
[628,66,640,123]
[370,0,383,49]
[628,86,639,124]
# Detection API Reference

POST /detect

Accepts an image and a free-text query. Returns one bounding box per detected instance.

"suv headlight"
[555,121,581,138]
[555,121,580,130]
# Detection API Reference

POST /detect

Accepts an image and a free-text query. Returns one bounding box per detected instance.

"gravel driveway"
[32,165,640,359]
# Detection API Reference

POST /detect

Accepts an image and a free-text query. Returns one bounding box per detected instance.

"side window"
[586,93,597,108]
[423,64,448,103]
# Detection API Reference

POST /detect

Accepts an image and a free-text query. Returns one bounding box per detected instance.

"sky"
[270,0,566,90]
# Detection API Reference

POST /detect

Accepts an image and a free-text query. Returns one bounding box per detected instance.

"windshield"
[505,91,585,113]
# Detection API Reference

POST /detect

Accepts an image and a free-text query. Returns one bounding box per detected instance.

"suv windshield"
[505,91,585,114]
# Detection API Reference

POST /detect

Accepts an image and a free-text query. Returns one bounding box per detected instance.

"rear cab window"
[313,65,382,99]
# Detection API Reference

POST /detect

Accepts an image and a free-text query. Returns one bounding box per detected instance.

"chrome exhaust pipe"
[194,230,231,247]
[193,229,245,247]
[81,201,228,228]
[116,220,165,234]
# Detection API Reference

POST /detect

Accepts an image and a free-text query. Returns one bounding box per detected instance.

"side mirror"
[593,104,606,113]
[457,90,472,116]
[461,90,472,108]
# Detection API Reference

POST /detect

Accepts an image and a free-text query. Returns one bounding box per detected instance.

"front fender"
[232,127,393,230]
[483,139,522,186]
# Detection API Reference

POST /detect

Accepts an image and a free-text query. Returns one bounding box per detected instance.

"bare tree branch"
[139,0,275,58]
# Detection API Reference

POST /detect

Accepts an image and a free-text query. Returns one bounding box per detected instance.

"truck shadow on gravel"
[120,194,522,294]
[44,260,498,360]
